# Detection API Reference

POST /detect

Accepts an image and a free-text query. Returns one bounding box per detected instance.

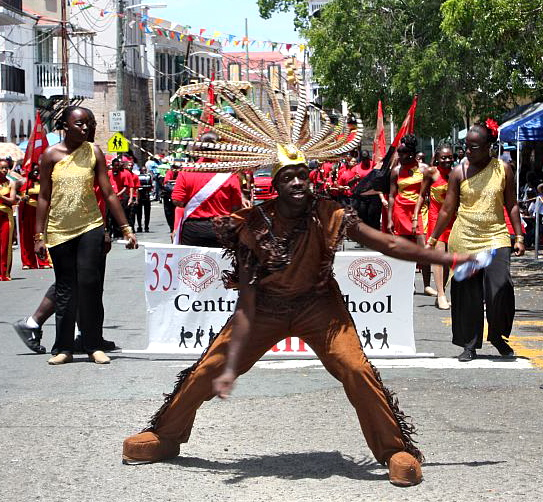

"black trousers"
[136,198,151,230]
[450,246,514,349]
[181,218,220,247]
[356,194,382,230]
[48,226,105,354]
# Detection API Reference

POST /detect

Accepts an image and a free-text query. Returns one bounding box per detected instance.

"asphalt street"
[2,201,542,502]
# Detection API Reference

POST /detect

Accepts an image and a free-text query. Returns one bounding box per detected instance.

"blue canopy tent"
[498,102,543,196]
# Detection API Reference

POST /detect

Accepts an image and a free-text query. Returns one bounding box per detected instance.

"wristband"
[451,253,458,270]
[427,236,438,246]
[121,226,134,236]
[515,234,524,244]
[34,232,45,242]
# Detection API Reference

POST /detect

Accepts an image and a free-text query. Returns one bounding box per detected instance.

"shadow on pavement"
[163,451,505,484]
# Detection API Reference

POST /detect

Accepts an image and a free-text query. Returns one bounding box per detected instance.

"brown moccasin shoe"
[122,431,180,465]
[388,451,423,486]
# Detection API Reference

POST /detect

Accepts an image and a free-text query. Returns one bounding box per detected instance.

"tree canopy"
[257,0,543,138]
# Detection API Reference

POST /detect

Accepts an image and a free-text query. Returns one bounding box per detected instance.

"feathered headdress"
[169,62,363,177]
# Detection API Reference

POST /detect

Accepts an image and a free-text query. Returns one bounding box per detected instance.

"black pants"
[107,197,129,238]
[136,198,151,230]
[450,246,514,349]
[163,197,175,232]
[181,218,220,247]
[356,194,382,230]
[48,226,105,354]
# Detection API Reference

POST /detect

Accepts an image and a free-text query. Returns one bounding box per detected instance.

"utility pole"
[116,0,125,113]
[244,18,250,82]
[60,0,69,107]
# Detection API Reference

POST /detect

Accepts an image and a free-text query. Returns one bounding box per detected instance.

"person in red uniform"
[172,131,242,247]
[18,164,52,269]
[125,160,140,229]
[308,160,328,196]
[337,154,361,207]
[107,158,133,237]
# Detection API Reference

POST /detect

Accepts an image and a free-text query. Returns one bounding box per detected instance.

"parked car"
[253,166,276,203]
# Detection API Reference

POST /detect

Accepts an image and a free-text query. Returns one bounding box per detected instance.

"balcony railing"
[35,62,94,99]
[0,0,24,25]
[0,63,25,101]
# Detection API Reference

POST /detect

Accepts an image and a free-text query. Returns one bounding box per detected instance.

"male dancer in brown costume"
[122,158,472,486]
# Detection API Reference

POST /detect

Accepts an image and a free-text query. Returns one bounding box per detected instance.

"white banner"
[138,244,418,358]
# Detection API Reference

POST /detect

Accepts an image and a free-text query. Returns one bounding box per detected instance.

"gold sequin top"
[0,182,13,215]
[46,142,103,248]
[448,158,511,254]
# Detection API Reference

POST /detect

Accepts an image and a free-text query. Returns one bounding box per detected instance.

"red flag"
[372,100,387,167]
[391,95,418,147]
[22,113,49,175]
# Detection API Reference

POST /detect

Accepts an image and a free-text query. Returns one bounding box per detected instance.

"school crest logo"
[348,258,392,293]
[178,254,220,293]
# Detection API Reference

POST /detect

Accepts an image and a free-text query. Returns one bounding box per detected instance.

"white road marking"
[161,358,532,370]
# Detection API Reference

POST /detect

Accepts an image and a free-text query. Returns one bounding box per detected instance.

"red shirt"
[338,165,362,196]
[172,171,242,219]
[93,180,106,219]
[108,169,133,196]
[321,162,334,177]
[164,169,178,183]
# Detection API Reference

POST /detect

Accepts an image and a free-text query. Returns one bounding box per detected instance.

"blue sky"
[151,0,303,49]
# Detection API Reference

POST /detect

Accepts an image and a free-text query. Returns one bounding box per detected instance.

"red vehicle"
[252,167,276,203]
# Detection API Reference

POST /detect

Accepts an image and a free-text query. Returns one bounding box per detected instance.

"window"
[10,119,16,143]
[228,63,241,81]
[19,120,24,141]
[27,120,32,139]
[35,29,53,63]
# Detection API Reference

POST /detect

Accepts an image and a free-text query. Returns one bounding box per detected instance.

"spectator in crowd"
[354,150,383,230]
[337,154,361,207]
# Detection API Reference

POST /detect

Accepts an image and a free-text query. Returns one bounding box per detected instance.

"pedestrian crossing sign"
[107,132,130,153]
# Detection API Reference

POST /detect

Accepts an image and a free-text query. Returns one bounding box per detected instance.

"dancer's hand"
[125,232,138,249]
[213,369,236,399]
[34,239,47,260]
[514,241,525,256]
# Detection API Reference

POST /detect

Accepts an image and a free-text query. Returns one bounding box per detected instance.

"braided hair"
[399,134,418,153]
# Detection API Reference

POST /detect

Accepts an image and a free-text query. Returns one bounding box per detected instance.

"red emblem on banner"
[348,258,392,293]
[178,254,220,292]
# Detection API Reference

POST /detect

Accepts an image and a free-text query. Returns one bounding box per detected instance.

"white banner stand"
[123,244,433,359]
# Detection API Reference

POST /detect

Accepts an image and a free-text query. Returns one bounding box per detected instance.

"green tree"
[257,0,543,137]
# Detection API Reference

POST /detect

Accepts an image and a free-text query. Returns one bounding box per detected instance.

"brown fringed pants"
[147,289,421,465]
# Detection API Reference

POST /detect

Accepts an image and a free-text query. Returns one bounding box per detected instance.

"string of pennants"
[70,1,307,52]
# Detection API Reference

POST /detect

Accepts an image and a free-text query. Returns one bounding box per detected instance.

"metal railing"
[35,62,93,99]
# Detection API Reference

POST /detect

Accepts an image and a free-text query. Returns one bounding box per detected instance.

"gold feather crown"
[168,63,363,176]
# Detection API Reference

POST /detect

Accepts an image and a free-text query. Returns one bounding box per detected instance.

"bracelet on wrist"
[122,226,134,236]
[427,236,438,246]
[34,232,45,242]
[515,234,524,243]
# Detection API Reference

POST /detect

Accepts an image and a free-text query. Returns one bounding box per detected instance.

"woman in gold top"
[0,157,17,281]
[427,121,525,362]
[35,106,138,365]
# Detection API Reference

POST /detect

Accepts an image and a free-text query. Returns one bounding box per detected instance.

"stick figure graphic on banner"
[374,328,390,349]
[362,328,373,349]
[178,326,193,348]
[194,327,204,348]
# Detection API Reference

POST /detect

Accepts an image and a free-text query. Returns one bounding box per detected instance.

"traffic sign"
[109,110,126,132]
[107,132,130,153]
